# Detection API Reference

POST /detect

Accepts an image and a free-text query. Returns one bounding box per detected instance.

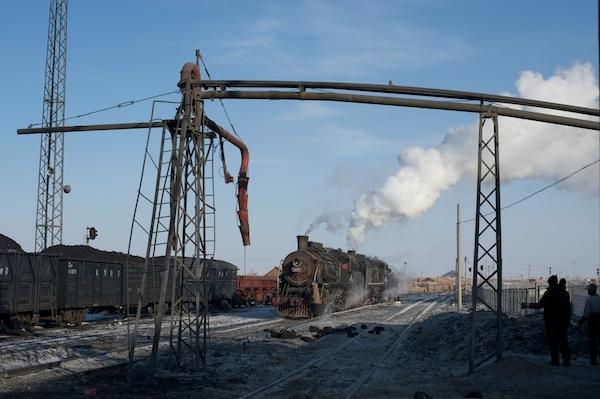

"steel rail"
[215,301,399,339]
[343,297,445,399]
[193,80,600,117]
[198,90,600,131]
[238,299,428,399]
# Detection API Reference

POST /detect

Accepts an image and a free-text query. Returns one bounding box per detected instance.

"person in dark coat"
[577,283,600,365]
[558,278,572,326]
[525,275,571,366]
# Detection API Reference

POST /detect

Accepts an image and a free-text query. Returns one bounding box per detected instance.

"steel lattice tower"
[35,0,68,252]
[469,110,503,373]
[128,73,215,369]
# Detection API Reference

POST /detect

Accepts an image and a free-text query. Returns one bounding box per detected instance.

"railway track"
[0,309,282,376]
[0,298,428,379]
[0,307,278,352]
[212,300,407,340]
[238,294,447,399]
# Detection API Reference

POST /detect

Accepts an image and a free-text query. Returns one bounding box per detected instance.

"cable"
[198,54,242,140]
[27,89,180,128]
[460,158,600,223]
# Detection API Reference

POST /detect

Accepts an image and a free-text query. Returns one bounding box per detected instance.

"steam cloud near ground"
[345,62,599,248]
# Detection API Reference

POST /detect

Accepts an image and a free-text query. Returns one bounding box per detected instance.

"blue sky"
[1,0,598,279]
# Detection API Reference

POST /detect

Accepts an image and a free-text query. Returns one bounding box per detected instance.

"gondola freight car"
[0,241,238,327]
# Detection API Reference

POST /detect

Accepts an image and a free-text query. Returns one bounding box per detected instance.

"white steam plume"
[305,211,344,235]
[348,62,599,248]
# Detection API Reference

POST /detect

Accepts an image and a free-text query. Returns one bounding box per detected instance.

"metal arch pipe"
[204,116,251,246]
[192,80,600,117]
[198,90,600,131]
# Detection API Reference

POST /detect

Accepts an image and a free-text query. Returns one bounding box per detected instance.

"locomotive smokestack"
[297,235,309,251]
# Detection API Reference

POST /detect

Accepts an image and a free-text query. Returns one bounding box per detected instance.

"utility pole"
[35,0,68,252]
[456,203,462,310]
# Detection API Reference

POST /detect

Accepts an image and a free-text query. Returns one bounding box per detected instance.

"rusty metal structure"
[18,77,598,372]
[124,61,250,369]
[35,0,68,252]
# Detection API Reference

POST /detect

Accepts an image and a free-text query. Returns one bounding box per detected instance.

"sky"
[0,0,598,279]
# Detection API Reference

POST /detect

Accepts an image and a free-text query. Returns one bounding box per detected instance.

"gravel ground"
[1,295,599,398]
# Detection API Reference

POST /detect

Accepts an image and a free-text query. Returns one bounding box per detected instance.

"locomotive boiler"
[277,235,392,318]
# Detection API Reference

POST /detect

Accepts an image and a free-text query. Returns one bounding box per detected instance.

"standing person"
[525,275,571,366]
[559,278,572,328]
[559,278,567,291]
[577,283,600,365]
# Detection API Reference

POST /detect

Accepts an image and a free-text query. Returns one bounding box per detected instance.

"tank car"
[277,235,392,318]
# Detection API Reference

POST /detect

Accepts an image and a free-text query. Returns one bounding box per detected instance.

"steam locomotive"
[277,235,394,318]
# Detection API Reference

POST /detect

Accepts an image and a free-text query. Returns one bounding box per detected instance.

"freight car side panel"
[60,259,93,308]
[37,256,58,313]
[57,259,124,310]
[103,263,121,307]
[0,253,17,314]
[14,254,37,313]
[77,261,95,306]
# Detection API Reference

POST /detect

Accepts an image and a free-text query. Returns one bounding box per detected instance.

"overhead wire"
[460,158,600,223]
[27,89,180,128]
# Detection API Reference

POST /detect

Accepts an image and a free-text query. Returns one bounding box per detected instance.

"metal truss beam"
[469,112,503,373]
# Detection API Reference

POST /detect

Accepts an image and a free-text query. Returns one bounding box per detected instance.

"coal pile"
[266,324,371,341]
[41,244,144,263]
[265,328,300,339]
[407,311,588,362]
[0,233,23,252]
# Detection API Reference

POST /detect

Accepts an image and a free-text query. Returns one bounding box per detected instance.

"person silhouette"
[526,275,571,366]
[578,283,600,365]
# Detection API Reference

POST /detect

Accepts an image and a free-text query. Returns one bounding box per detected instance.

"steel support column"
[469,111,503,373]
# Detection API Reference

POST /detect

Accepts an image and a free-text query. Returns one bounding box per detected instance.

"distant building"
[408,276,454,293]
